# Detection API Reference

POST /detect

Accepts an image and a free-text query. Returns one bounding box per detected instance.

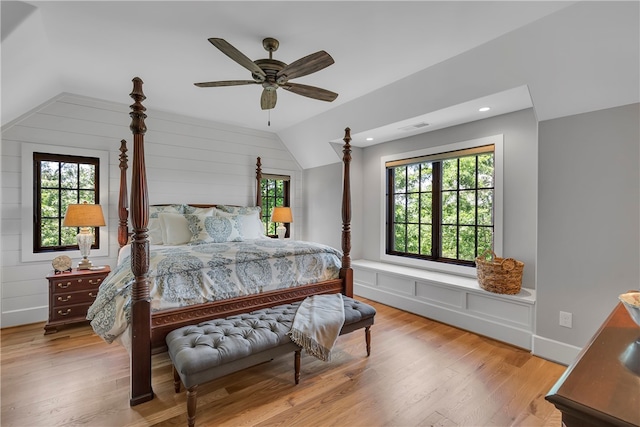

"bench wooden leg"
[187,385,198,427]
[365,326,371,356]
[173,365,181,393]
[294,349,301,384]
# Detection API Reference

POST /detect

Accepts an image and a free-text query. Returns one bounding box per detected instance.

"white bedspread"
[87,239,342,344]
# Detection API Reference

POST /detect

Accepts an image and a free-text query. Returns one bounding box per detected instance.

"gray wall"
[359,108,539,289]
[302,143,363,259]
[537,103,639,348]
[304,104,640,361]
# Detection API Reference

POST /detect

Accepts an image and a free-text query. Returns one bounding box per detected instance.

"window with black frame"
[34,153,100,253]
[260,174,291,238]
[386,145,494,266]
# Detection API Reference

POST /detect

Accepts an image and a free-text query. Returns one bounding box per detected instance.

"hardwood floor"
[1,298,566,427]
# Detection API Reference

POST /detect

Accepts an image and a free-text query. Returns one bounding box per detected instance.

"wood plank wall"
[0,93,301,328]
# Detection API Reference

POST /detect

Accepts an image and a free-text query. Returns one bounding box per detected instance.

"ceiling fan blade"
[194,80,257,87]
[281,83,338,102]
[208,38,266,80]
[261,88,277,110]
[276,51,334,82]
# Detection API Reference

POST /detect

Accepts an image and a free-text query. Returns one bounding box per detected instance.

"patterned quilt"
[87,239,342,344]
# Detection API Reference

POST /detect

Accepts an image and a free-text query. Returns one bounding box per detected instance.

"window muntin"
[260,174,291,238]
[34,153,100,253]
[386,145,494,266]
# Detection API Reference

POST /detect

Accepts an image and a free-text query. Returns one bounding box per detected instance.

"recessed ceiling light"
[479,107,491,112]
[366,137,374,141]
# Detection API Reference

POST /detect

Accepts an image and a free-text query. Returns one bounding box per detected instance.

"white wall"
[0,93,300,328]
[536,103,639,353]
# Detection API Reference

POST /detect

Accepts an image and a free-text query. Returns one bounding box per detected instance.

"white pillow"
[217,209,265,240]
[149,205,183,245]
[183,205,216,216]
[187,214,244,243]
[159,213,192,245]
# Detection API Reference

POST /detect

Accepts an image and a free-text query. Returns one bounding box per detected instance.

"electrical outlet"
[559,311,572,328]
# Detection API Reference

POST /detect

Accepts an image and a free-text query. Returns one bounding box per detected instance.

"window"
[260,174,290,237]
[383,135,503,271]
[21,143,109,263]
[34,153,101,252]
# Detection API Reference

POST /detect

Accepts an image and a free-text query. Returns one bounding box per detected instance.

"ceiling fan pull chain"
[268,109,271,127]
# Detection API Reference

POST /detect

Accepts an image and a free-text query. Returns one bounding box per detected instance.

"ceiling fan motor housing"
[254,59,286,89]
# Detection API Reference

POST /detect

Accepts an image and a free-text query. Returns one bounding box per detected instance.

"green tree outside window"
[387,146,494,266]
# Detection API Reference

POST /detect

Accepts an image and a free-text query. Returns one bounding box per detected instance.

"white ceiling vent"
[399,122,430,131]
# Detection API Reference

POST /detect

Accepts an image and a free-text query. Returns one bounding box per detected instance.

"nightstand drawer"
[50,303,93,322]
[54,290,98,306]
[50,275,105,293]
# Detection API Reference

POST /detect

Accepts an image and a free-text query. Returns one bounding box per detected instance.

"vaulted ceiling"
[3,1,639,169]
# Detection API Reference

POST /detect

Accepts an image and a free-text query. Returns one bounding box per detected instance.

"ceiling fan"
[195,37,338,110]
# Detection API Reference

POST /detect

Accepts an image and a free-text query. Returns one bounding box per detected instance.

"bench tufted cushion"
[167,296,376,388]
[343,297,377,324]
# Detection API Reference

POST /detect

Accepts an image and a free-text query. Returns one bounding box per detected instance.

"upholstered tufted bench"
[167,296,376,427]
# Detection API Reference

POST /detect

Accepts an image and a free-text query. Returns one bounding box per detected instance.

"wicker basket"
[475,250,524,295]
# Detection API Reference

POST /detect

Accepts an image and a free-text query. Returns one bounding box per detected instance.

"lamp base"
[276,224,286,239]
[77,257,93,270]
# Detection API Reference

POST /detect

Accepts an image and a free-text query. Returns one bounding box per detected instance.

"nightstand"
[44,266,111,334]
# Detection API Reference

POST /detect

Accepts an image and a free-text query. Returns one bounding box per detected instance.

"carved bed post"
[129,77,154,406]
[118,140,129,248]
[256,157,262,209]
[340,128,353,297]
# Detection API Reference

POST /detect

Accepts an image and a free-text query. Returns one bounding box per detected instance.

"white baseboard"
[1,306,47,329]
[531,334,581,366]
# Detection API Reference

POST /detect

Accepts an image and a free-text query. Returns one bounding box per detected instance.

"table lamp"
[63,202,106,269]
[270,207,292,239]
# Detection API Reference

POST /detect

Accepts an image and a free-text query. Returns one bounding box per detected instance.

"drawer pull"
[58,282,72,289]
[57,295,72,302]
[57,309,71,316]
[88,279,102,285]
[89,292,97,298]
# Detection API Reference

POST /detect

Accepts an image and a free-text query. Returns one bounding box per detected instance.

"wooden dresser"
[44,266,111,334]
[545,301,640,427]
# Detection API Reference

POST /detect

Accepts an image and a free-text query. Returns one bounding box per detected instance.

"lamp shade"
[270,206,293,223]
[63,203,106,227]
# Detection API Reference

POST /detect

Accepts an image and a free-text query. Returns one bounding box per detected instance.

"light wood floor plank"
[1,298,565,426]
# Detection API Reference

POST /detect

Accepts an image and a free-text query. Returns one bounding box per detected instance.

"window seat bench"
[352,259,535,350]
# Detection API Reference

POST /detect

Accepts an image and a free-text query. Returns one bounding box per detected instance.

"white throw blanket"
[288,294,345,362]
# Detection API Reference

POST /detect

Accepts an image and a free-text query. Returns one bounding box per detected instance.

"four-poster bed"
[118,77,353,405]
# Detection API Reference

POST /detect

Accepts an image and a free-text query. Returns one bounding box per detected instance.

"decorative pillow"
[183,205,216,216]
[187,214,244,244]
[216,209,265,240]
[158,213,192,245]
[215,205,261,215]
[148,205,183,245]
